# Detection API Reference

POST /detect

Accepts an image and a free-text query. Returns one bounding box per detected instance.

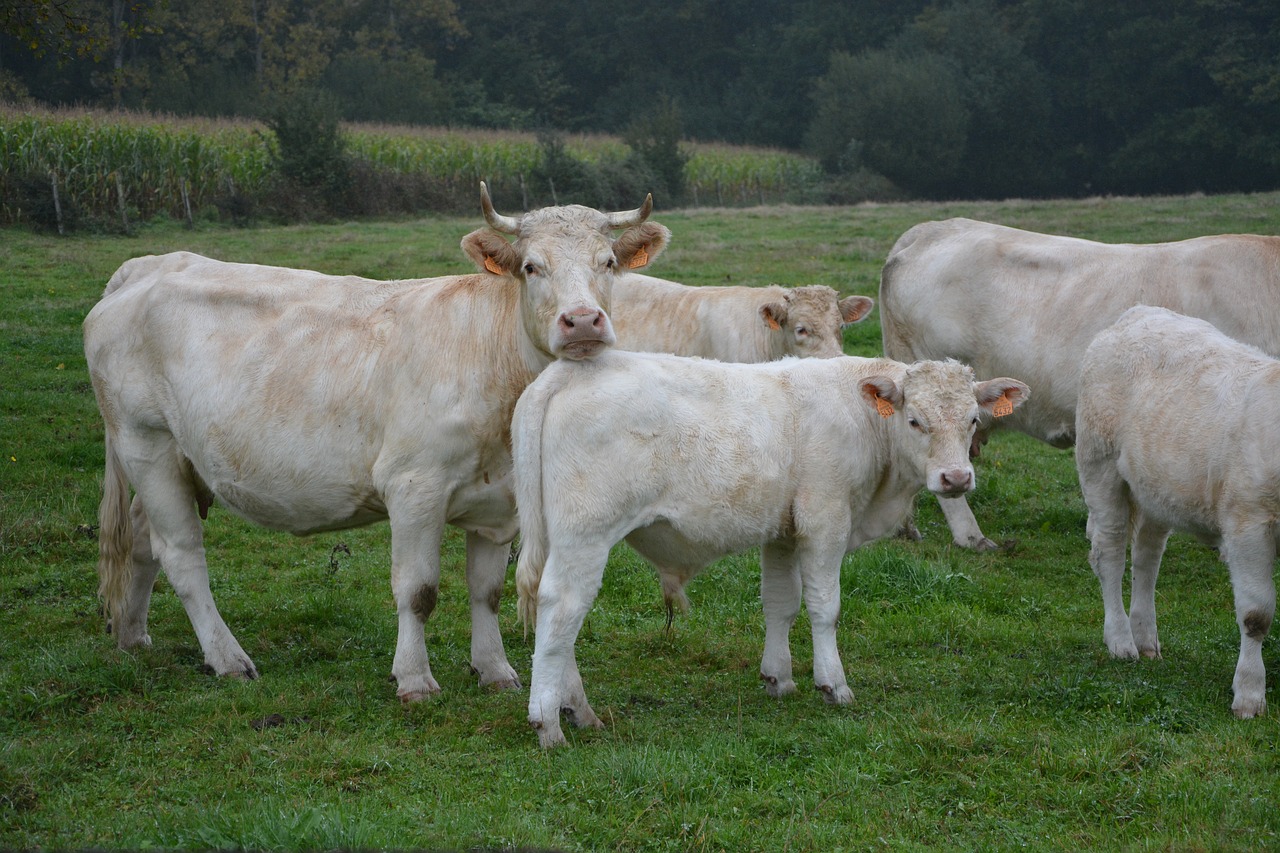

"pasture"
[4,192,1280,850]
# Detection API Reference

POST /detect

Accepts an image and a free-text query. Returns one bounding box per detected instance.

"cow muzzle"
[932,466,975,497]
[554,306,614,360]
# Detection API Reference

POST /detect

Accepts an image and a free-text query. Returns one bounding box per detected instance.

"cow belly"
[625,520,759,574]
[447,475,518,544]
[210,473,386,534]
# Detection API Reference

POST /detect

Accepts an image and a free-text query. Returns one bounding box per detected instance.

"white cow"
[880,218,1280,550]
[612,274,874,361]
[512,350,1028,747]
[1076,305,1280,718]
[83,183,670,701]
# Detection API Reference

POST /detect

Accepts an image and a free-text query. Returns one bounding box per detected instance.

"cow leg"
[528,543,608,749]
[936,495,999,551]
[123,441,256,678]
[110,495,163,650]
[1223,528,1276,718]
[796,543,852,705]
[387,501,447,701]
[464,532,520,690]
[759,542,801,697]
[1127,511,1170,659]
[1078,454,1138,659]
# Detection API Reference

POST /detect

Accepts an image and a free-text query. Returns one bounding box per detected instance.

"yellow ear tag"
[993,392,1014,418]
[483,255,503,275]
[628,244,649,269]
[875,396,896,418]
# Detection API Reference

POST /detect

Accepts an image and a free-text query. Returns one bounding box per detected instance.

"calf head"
[462,181,671,361]
[760,287,874,358]
[861,359,1029,497]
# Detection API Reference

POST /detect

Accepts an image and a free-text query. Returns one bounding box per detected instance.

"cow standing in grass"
[612,274,873,362]
[83,183,669,700]
[512,350,1028,747]
[879,218,1280,550]
[1076,305,1280,718]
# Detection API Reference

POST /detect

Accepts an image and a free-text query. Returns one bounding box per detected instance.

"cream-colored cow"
[1077,305,1280,718]
[880,218,1280,550]
[512,350,1027,747]
[83,184,669,700]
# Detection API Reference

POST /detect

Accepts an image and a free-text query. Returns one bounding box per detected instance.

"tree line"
[3,0,1279,201]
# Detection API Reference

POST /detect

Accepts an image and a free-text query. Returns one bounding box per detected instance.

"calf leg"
[1127,511,1170,658]
[797,543,852,704]
[1224,529,1276,718]
[527,543,609,748]
[936,494,999,552]
[1078,454,1138,658]
[110,495,163,650]
[464,532,520,690]
[759,542,801,697]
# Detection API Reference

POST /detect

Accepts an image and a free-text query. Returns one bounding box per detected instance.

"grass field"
[4,191,1280,850]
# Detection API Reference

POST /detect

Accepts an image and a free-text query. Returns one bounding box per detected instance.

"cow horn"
[479,181,520,234]
[605,194,654,229]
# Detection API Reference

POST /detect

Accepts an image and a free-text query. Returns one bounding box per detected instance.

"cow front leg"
[528,545,607,748]
[388,502,446,701]
[110,495,163,650]
[937,494,999,551]
[797,545,852,704]
[1078,455,1138,658]
[759,543,801,697]
[465,532,520,690]
[1127,511,1170,659]
[1224,529,1276,718]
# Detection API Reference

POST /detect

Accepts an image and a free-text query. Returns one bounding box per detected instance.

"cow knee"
[411,583,439,621]
[1243,610,1273,641]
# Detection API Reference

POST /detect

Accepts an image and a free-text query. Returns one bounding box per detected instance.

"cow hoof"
[1139,648,1162,660]
[971,537,1001,552]
[562,705,604,730]
[531,719,567,749]
[761,674,796,698]
[483,676,523,692]
[818,684,853,705]
[476,663,522,691]
[1233,698,1266,719]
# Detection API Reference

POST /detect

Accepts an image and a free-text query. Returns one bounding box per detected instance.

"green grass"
[4,192,1280,850]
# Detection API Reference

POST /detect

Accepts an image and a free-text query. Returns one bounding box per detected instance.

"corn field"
[0,107,826,229]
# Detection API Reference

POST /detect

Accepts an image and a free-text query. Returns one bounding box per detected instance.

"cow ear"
[614,222,671,270]
[975,378,1030,418]
[861,376,903,416]
[760,303,787,331]
[461,229,518,276]
[839,295,875,325]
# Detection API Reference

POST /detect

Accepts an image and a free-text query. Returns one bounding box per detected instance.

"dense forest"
[4,0,1280,200]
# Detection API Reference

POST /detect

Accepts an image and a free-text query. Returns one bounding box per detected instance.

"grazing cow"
[1076,305,1280,718]
[612,274,874,361]
[511,350,1028,747]
[880,218,1280,550]
[83,183,670,701]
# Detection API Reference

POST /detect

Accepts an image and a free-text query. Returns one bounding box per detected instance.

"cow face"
[760,288,874,358]
[862,359,1028,497]
[462,183,670,361]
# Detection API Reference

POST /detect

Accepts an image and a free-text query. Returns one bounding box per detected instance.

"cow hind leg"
[1127,511,1170,659]
[1078,450,1138,659]
[1224,529,1276,718]
[124,438,256,678]
[528,543,609,749]
[465,532,520,690]
[110,495,163,650]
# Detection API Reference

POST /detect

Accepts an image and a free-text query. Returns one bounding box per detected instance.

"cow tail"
[96,428,134,632]
[513,368,568,636]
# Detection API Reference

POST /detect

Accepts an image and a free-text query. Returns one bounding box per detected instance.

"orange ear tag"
[764,314,781,331]
[483,255,503,275]
[875,396,896,418]
[628,244,649,269]
[992,392,1014,418]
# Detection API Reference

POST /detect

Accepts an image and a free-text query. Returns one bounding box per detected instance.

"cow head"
[462,182,670,361]
[861,359,1029,497]
[759,287,874,358]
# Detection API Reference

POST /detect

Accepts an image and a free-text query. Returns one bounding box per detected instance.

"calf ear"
[975,378,1030,418]
[760,303,787,331]
[861,376,903,417]
[613,222,672,270]
[839,295,875,325]
[461,229,519,276]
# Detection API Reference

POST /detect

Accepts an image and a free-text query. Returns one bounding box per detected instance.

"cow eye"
[796,326,808,337]
[606,257,616,270]
[908,417,923,431]
[523,263,537,275]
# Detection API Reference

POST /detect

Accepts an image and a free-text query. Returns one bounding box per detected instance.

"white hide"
[880,218,1280,550]
[84,191,669,700]
[512,350,1028,747]
[1076,305,1280,719]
